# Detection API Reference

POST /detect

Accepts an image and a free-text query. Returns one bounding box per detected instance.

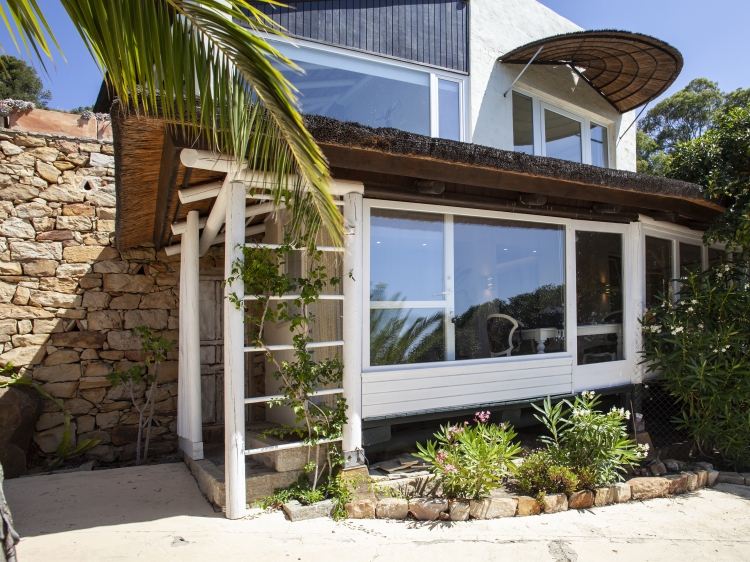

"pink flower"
[443,464,458,473]
[474,411,491,424]
[435,450,448,464]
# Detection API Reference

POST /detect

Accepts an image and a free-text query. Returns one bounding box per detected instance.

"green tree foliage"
[0,55,50,106]
[641,263,750,469]
[667,107,750,249]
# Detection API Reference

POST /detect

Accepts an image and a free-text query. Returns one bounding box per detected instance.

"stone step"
[246,430,330,473]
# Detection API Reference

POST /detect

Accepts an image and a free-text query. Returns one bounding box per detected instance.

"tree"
[723,87,750,112]
[667,107,750,250]
[0,55,50,106]
[0,1,340,242]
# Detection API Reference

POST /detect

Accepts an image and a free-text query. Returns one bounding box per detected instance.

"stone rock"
[56,215,92,231]
[63,398,94,416]
[124,309,168,330]
[594,487,614,507]
[0,385,42,478]
[0,184,39,201]
[33,422,77,454]
[0,281,15,303]
[14,135,46,148]
[443,500,469,522]
[408,498,448,521]
[685,471,698,492]
[78,429,110,445]
[139,290,175,309]
[84,444,118,463]
[0,320,16,336]
[103,274,155,294]
[649,461,667,476]
[31,217,55,232]
[62,203,96,217]
[23,259,58,276]
[96,220,115,232]
[375,498,409,519]
[568,490,594,509]
[10,240,62,261]
[95,410,120,429]
[28,289,80,308]
[36,160,61,183]
[84,362,112,378]
[50,331,107,349]
[0,262,22,275]
[154,361,178,383]
[282,499,334,522]
[97,208,116,220]
[89,152,115,168]
[56,264,91,278]
[0,304,53,320]
[33,363,81,383]
[82,291,111,309]
[79,276,102,289]
[33,318,64,335]
[78,377,111,390]
[76,415,95,433]
[87,310,121,330]
[107,330,142,351]
[717,472,744,486]
[542,493,568,514]
[0,344,45,367]
[120,248,156,261]
[85,186,116,208]
[93,259,128,274]
[16,202,52,219]
[629,477,670,500]
[62,245,119,263]
[30,147,59,163]
[38,277,78,294]
[693,461,714,471]
[0,217,35,239]
[345,499,375,519]
[40,381,78,398]
[706,470,720,487]
[0,140,23,156]
[81,388,106,403]
[10,333,48,347]
[35,411,65,431]
[11,285,29,306]
[39,183,86,203]
[111,425,139,446]
[666,473,689,495]
[696,470,708,488]
[516,496,541,516]
[469,497,517,519]
[98,400,130,413]
[109,293,141,309]
[663,459,681,472]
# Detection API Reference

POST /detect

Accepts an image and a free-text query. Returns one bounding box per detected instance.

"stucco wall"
[467,0,637,171]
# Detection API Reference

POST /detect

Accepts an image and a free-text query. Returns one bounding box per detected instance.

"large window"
[512,90,612,168]
[269,38,465,140]
[369,207,566,367]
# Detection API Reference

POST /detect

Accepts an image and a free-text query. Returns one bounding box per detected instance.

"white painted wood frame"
[223,180,247,519]
[177,210,204,459]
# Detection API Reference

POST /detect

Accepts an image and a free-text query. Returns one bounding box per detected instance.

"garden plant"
[641,261,750,469]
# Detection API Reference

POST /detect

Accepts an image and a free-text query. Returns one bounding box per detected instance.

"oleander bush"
[515,450,578,498]
[415,411,522,500]
[641,262,750,469]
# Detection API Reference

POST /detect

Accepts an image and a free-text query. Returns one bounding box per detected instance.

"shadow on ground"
[4,462,218,537]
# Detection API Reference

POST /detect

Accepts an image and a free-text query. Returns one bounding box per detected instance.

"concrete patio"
[5,462,750,562]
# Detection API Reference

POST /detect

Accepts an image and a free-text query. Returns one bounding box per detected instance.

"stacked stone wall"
[0,128,187,466]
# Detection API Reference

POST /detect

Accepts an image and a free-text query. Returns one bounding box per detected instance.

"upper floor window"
[512,91,611,168]
[269,38,466,141]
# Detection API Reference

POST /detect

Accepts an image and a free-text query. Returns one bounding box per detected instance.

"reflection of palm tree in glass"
[370,283,444,366]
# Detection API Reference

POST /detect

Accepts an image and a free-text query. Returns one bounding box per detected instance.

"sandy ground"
[5,462,750,562]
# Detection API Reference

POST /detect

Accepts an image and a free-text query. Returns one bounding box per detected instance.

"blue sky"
[0,0,748,111]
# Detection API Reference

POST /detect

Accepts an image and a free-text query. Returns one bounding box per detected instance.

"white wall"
[468,0,637,171]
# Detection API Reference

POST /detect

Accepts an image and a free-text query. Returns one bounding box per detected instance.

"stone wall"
[0,128,188,467]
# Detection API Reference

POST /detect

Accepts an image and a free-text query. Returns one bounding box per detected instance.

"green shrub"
[533,392,646,488]
[414,411,522,500]
[515,450,578,497]
[641,262,750,469]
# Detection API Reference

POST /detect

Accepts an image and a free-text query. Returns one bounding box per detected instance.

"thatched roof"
[112,105,723,250]
[499,30,683,113]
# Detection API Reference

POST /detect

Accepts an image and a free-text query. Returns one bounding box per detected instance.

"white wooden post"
[224,180,246,519]
[342,191,364,465]
[177,210,204,459]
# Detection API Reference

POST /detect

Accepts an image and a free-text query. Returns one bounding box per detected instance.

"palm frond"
[0,0,61,72]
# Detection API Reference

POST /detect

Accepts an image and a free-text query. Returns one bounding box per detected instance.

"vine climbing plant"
[226,237,348,495]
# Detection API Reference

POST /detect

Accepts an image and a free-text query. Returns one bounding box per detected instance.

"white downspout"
[177,210,204,459]
[224,180,247,519]
[342,191,364,466]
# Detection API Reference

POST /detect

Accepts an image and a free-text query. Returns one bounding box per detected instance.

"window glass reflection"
[545,109,582,162]
[679,243,703,277]
[370,308,444,366]
[590,124,609,168]
[513,92,534,155]
[646,236,673,306]
[575,232,623,365]
[370,209,444,302]
[438,79,460,141]
[708,247,727,267]
[453,217,566,360]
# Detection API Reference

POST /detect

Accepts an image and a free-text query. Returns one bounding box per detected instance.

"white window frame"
[513,86,616,168]
[262,33,470,142]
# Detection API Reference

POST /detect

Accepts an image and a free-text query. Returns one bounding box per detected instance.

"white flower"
[699,324,705,329]
[713,348,719,353]
[717,272,723,278]
[691,299,698,304]
[625,410,631,420]
[671,326,684,335]
[724,264,731,272]
[687,307,694,312]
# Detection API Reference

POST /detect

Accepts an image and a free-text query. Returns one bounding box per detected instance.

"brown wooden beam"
[153,133,182,251]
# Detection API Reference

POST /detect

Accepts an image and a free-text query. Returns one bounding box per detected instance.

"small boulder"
[567,490,593,509]
[665,473,689,495]
[345,499,375,519]
[594,487,613,507]
[629,477,669,500]
[649,461,667,476]
[408,498,448,521]
[612,482,631,503]
[282,500,334,522]
[663,459,681,472]
[375,498,408,519]
[542,493,568,514]
[469,497,517,519]
[716,471,744,486]
[706,470,720,487]
[516,496,541,516]
[685,471,698,492]
[696,470,708,488]
[449,500,470,521]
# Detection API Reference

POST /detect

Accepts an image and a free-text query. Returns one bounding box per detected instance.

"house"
[102,0,726,518]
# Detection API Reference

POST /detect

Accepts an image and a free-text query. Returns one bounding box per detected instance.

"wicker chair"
[486,314,522,357]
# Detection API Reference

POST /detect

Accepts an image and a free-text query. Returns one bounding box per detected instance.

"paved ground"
[5,462,750,562]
